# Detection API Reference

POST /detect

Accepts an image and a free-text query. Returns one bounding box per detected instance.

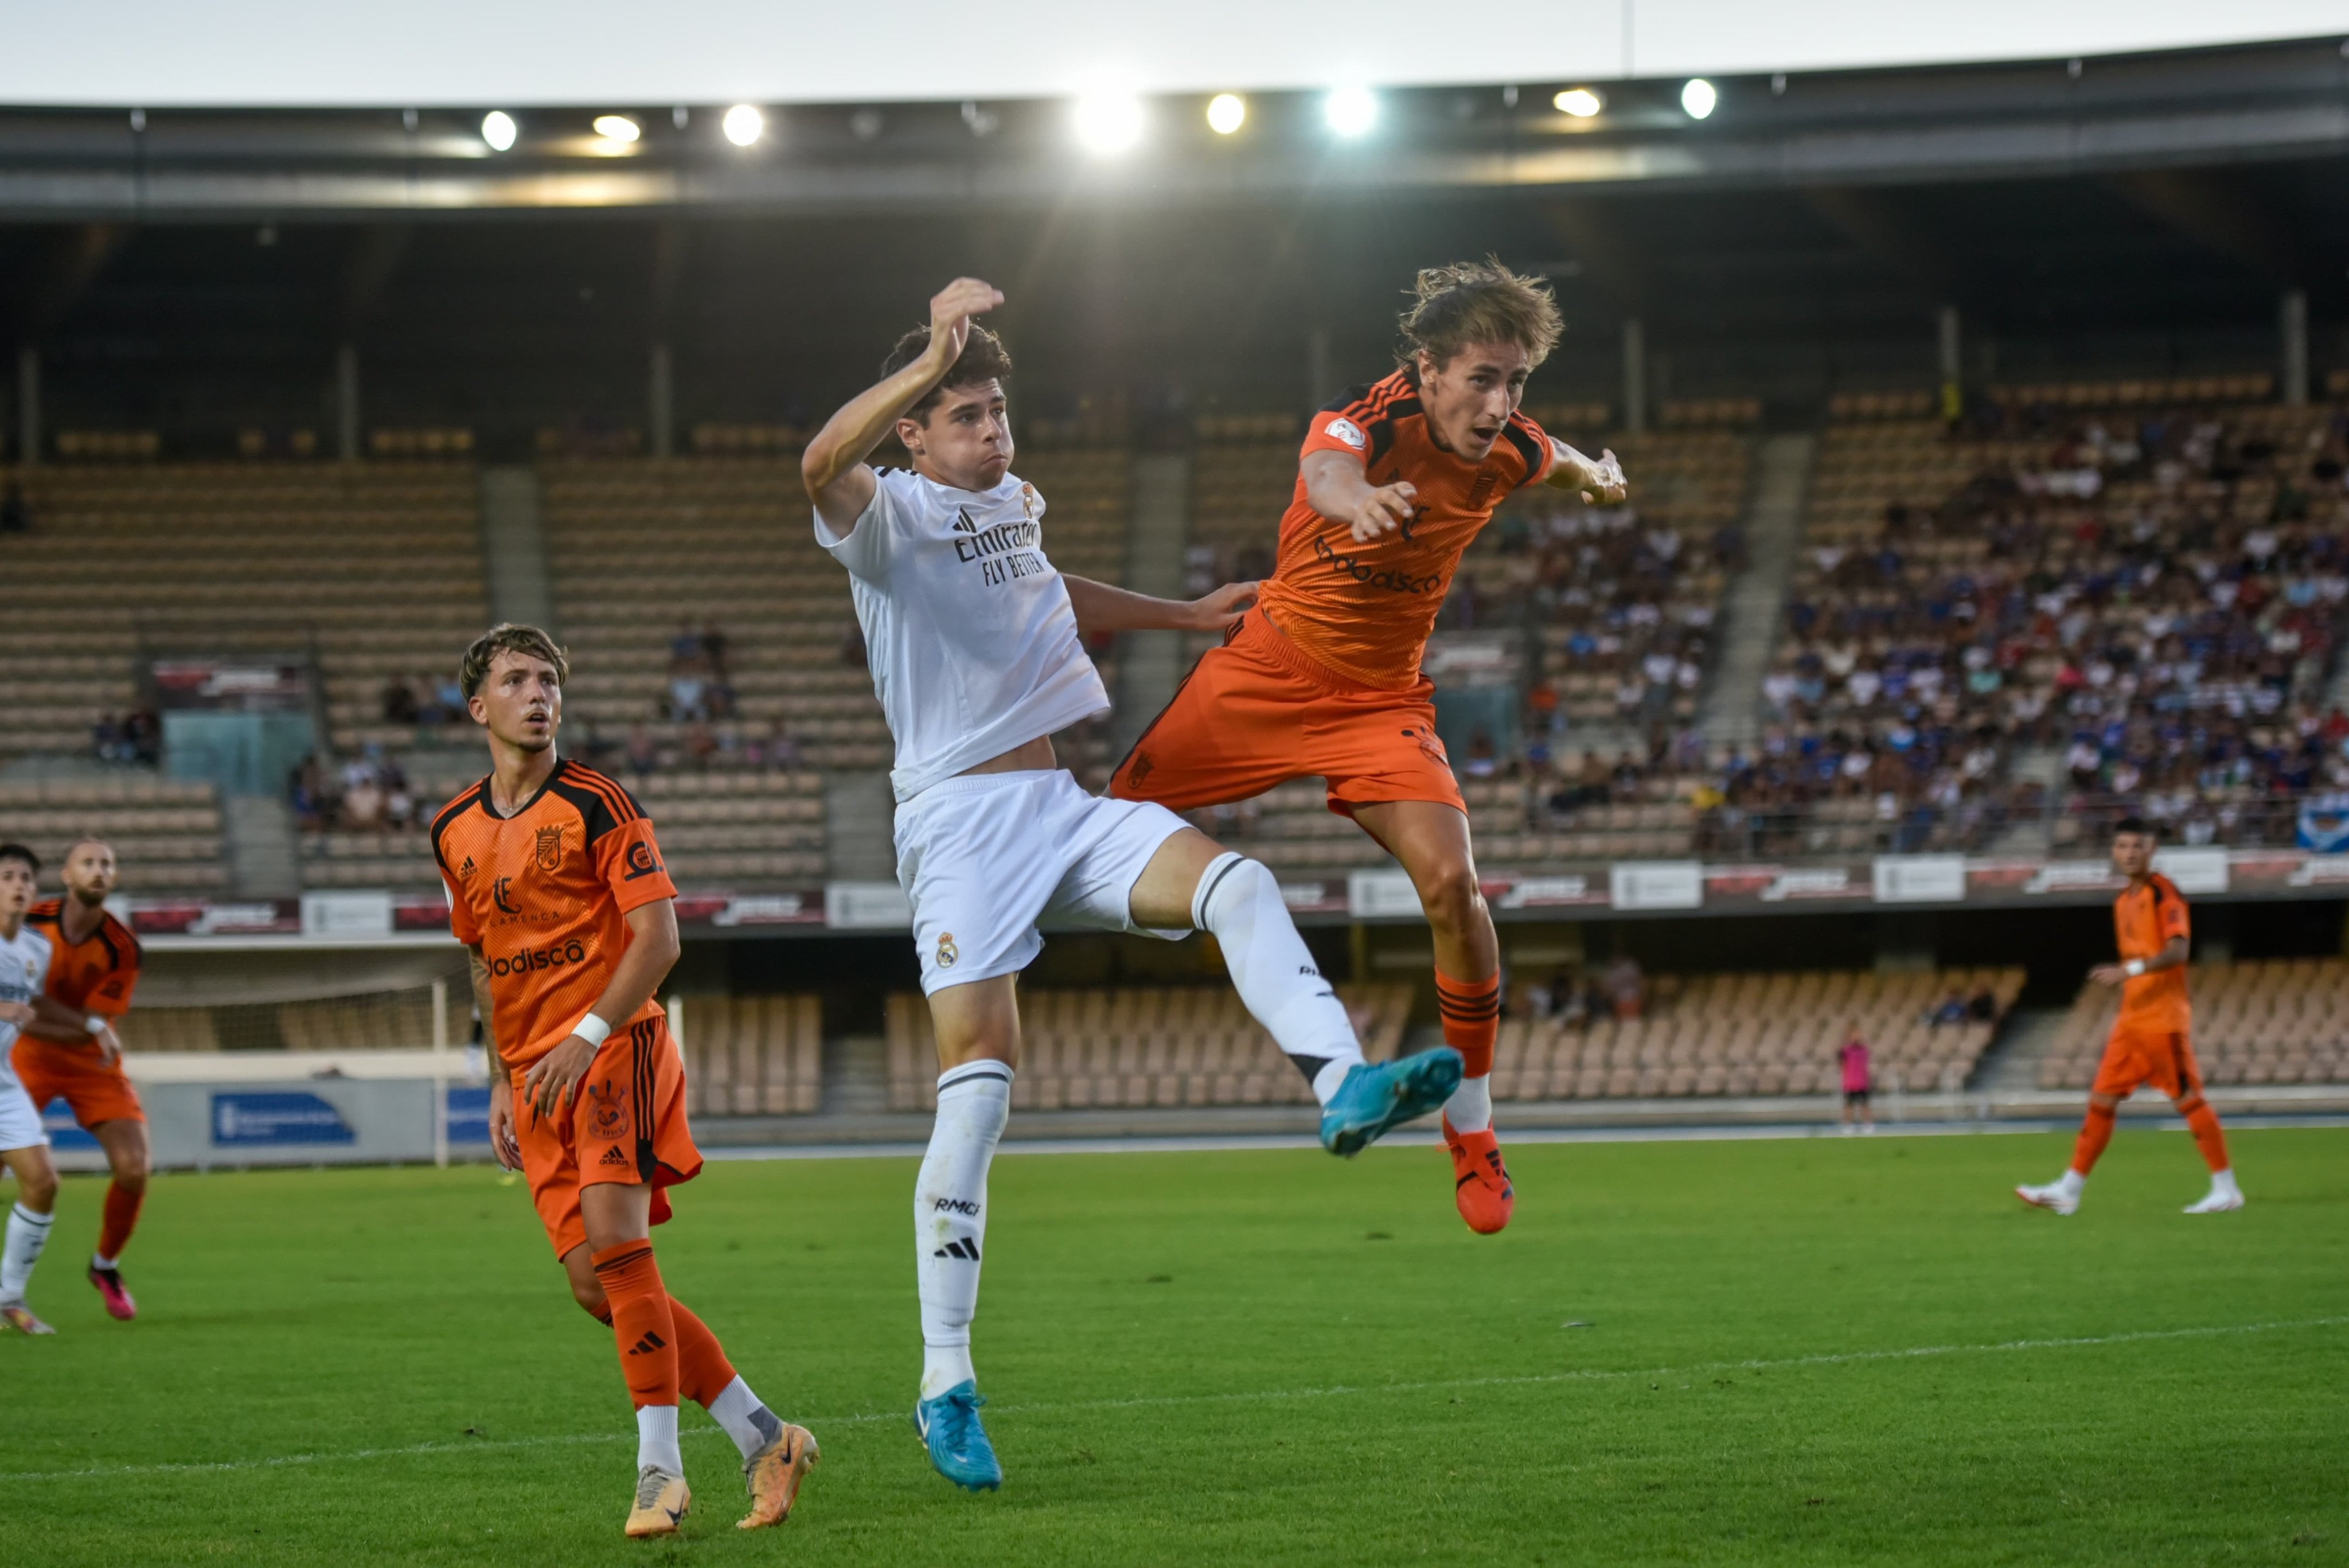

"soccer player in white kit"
[0,843,63,1335]
[804,278,1466,1491]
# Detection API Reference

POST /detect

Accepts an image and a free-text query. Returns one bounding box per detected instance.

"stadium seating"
[0,774,230,894]
[1494,967,2023,1099]
[882,983,1413,1112]
[677,993,825,1115]
[2036,959,2349,1089]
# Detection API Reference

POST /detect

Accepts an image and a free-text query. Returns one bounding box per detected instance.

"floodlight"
[481,111,517,151]
[1554,87,1603,118]
[593,115,641,143]
[723,104,764,146]
[1072,90,1145,155]
[1680,79,1717,119]
[1206,93,1247,135]
[1324,87,1378,138]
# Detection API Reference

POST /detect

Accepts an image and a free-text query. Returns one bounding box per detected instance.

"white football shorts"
[0,1078,47,1152]
[895,767,1191,994]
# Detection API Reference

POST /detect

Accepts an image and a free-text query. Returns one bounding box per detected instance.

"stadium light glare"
[1680,78,1718,120]
[1324,87,1378,138]
[480,110,517,151]
[1554,87,1603,118]
[592,114,641,143]
[722,104,764,146]
[1206,92,1247,135]
[1071,90,1146,156]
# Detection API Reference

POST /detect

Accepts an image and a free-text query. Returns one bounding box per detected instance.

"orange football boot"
[1443,1115,1514,1234]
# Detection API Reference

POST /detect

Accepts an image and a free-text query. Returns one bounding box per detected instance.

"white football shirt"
[0,922,53,1095]
[818,465,1111,802]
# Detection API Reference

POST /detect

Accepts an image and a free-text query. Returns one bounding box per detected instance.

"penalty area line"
[10,1314,2341,1485]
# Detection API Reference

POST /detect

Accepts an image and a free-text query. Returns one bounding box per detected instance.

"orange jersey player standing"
[434,622,817,1538]
[13,838,148,1321]
[1111,259,1628,1234]
[2018,816,2242,1216]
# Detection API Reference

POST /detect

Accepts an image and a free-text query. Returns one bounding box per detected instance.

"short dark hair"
[1399,257,1564,371]
[0,842,37,875]
[2113,816,2153,838]
[460,623,571,700]
[883,323,1013,424]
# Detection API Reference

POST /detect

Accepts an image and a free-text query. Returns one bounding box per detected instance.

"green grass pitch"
[3,1128,2344,1566]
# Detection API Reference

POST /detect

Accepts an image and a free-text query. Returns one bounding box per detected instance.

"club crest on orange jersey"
[534,825,564,872]
[937,932,959,969]
[586,1078,629,1140]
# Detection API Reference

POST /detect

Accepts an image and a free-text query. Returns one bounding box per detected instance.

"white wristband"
[2122,959,2145,978]
[85,1015,108,1035]
[571,1013,613,1049]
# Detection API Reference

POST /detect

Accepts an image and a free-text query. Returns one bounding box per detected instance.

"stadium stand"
[1494,966,2023,1099]
[2036,958,2349,1089]
[882,983,1414,1112]
[676,993,826,1115]
[0,774,229,894]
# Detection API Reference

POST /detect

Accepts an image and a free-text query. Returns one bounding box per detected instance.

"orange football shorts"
[2092,1022,2204,1100]
[514,1015,703,1260]
[11,1037,145,1129]
[1109,609,1466,818]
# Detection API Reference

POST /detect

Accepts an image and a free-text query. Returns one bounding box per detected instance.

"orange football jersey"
[1252,369,1555,690]
[25,896,142,1019]
[432,758,677,1068]
[2113,872,2191,1031]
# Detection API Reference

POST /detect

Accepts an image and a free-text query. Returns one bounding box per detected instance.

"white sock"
[1446,1074,1493,1135]
[92,1251,119,1271]
[1191,853,1364,1105]
[2057,1169,2086,1198]
[635,1404,683,1474]
[707,1375,784,1461]
[916,1060,1009,1401]
[2211,1168,2241,1198]
[2,1203,53,1302]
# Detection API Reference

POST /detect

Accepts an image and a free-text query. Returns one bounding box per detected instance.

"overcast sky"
[5,1,2340,106]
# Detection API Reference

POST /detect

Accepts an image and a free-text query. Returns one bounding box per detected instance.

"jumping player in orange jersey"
[2017,817,2243,1216]
[433,623,817,1538]
[13,839,147,1320]
[1111,260,1628,1233]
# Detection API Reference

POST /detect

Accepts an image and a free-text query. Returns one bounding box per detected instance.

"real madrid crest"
[936,931,959,969]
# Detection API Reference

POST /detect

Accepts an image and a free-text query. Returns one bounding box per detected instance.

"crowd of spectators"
[292,745,427,832]
[90,708,161,767]
[1522,954,1650,1025]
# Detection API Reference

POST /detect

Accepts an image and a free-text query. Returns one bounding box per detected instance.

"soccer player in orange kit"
[434,623,816,1536]
[1111,260,1627,1233]
[2016,817,2243,1216]
[14,839,147,1319]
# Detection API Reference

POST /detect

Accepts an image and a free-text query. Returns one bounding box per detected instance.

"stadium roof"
[3,1,2345,106]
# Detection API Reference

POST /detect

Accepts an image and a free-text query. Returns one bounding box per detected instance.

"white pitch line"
[6,1315,2341,1485]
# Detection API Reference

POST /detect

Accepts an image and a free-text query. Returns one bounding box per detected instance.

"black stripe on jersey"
[1501,418,1548,490]
[564,761,646,825]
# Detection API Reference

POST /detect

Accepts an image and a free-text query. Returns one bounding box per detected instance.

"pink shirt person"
[1838,1036,1871,1093]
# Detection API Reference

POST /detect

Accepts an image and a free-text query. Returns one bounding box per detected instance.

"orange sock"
[590,1241,679,1409]
[1434,970,1500,1079]
[666,1296,739,1408]
[2070,1102,2117,1177]
[96,1181,144,1263]
[2179,1095,2231,1174]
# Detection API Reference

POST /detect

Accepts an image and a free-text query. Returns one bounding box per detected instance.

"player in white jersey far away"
[803,277,1465,1492]
[0,844,63,1335]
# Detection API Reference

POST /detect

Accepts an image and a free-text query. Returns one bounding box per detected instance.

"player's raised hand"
[522,1032,598,1119]
[1187,580,1258,632]
[1349,482,1418,543]
[927,277,1005,365]
[1575,447,1629,505]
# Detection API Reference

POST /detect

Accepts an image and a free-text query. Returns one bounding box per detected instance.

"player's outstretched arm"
[25,994,122,1063]
[520,899,682,1118]
[1302,449,1418,544]
[802,276,1006,532]
[1543,441,1629,505]
[1064,576,1256,636]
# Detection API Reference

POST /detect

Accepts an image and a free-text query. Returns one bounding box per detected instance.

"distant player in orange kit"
[14,838,147,1319]
[2016,817,2242,1216]
[1112,260,1627,1234]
